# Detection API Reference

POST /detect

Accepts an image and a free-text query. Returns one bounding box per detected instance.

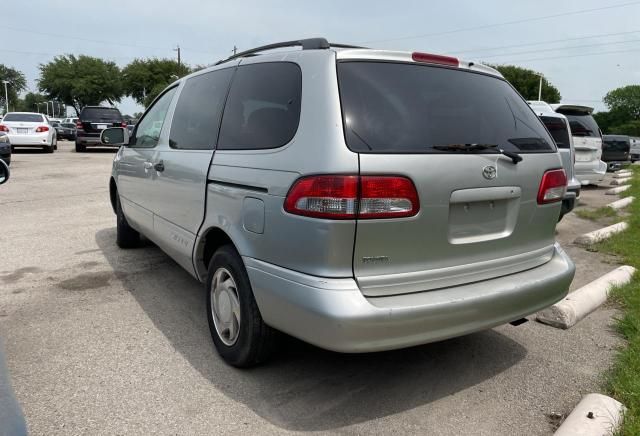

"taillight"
[537,169,567,204]
[35,126,49,133]
[76,121,83,129]
[412,52,459,67]
[0,125,8,132]
[121,122,127,128]
[284,175,419,219]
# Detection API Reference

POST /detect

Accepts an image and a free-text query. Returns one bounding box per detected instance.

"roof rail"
[215,38,365,65]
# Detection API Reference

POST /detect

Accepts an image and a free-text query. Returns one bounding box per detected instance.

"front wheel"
[206,245,276,367]
[116,195,140,248]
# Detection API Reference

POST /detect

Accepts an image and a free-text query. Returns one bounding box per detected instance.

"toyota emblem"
[482,165,497,180]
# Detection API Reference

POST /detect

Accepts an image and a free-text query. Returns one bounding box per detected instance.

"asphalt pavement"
[0,142,624,435]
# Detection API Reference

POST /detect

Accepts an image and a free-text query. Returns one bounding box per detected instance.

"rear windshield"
[61,123,75,128]
[540,116,570,149]
[80,107,122,121]
[556,111,601,138]
[337,62,555,154]
[3,113,44,122]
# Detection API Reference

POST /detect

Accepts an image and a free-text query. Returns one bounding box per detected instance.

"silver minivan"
[103,38,575,367]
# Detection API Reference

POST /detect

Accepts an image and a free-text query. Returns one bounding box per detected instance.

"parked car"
[0,112,57,153]
[0,132,11,165]
[528,101,580,220]
[102,38,575,367]
[57,122,77,140]
[551,104,606,185]
[62,117,79,125]
[75,106,125,152]
[629,136,640,163]
[602,135,631,171]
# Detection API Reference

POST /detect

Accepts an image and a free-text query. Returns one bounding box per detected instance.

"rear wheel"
[206,245,276,367]
[116,195,140,248]
[43,138,54,153]
[75,141,86,152]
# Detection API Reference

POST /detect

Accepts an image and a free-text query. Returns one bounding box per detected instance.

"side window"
[132,87,177,148]
[218,62,302,150]
[169,68,234,149]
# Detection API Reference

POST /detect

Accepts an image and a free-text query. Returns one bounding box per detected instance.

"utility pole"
[232,45,238,55]
[2,80,8,114]
[538,75,543,101]
[174,45,181,67]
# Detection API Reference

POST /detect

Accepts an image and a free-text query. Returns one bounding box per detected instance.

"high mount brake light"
[284,175,419,219]
[412,52,459,67]
[537,169,567,204]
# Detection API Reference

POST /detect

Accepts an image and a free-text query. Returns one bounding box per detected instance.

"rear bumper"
[575,160,607,185]
[245,243,575,353]
[7,134,50,147]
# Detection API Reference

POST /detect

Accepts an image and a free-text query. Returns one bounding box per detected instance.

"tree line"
[0,56,637,136]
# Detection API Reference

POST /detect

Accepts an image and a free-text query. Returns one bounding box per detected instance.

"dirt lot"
[0,142,626,435]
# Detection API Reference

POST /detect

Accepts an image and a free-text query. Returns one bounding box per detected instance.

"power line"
[448,29,640,55]
[361,1,640,44]
[492,46,640,63]
[475,38,640,59]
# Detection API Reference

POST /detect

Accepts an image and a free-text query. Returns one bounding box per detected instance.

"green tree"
[38,55,123,114]
[603,85,640,120]
[15,92,48,113]
[489,64,561,103]
[121,59,190,107]
[0,65,27,113]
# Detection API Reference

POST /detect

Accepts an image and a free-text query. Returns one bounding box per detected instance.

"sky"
[3,0,640,116]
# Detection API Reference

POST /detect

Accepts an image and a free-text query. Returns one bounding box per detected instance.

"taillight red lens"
[284,175,419,219]
[76,121,83,129]
[0,125,8,132]
[35,126,49,132]
[121,122,127,128]
[412,52,459,67]
[537,169,567,204]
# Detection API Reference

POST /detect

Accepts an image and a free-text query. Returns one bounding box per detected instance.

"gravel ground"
[0,142,625,435]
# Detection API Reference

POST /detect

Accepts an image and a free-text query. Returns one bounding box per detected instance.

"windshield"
[540,116,570,149]
[337,62,555,154]
[80,108,122,121]
[61,123,76,128]
[3,113,45,122]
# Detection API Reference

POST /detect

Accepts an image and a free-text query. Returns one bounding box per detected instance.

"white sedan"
[0,112,57,153]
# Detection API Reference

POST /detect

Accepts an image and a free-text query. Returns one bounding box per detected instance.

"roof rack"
[215,38,365,65]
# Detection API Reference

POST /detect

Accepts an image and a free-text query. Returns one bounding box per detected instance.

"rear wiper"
[433,143,523,164]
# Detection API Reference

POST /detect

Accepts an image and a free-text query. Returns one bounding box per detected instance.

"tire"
[206,245,276,367]
[53,136,58,150]
[116,195,140,248]
[75,141,86,152]
[43,140,54,153]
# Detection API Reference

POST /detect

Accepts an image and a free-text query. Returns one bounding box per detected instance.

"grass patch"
[593,167,640,435]
[575,206,618,221]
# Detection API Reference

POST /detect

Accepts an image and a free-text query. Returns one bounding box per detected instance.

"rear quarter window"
[337,61,555,154]
[218,62,302,150]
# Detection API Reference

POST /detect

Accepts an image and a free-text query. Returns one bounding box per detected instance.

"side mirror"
[100,127,130,146]
[0,159,9,185]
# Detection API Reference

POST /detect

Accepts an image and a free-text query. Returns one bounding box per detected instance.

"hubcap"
[210,268,241,346]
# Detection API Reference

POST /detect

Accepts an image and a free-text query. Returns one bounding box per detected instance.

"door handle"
[154,160,165,172]
[143,161,153,170]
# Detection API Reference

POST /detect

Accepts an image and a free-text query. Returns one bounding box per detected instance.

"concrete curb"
[611,177,632,185]
[605,185,631,195]
[554,393,626,436]
[574,222,628,246]
[613,171,632,179]
[537,265,635,329]
[608,196,634,210]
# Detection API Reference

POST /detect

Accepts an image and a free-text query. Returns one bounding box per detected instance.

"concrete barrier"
[574,222,628,246]
[611,177,632,185]
[554,393,625,436]
[607,196,634,210]
[613,171,632,179]
[605,185,631,195]
[537,265,635,329]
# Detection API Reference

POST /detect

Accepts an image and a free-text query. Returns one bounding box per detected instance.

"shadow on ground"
[96,227,527,431]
